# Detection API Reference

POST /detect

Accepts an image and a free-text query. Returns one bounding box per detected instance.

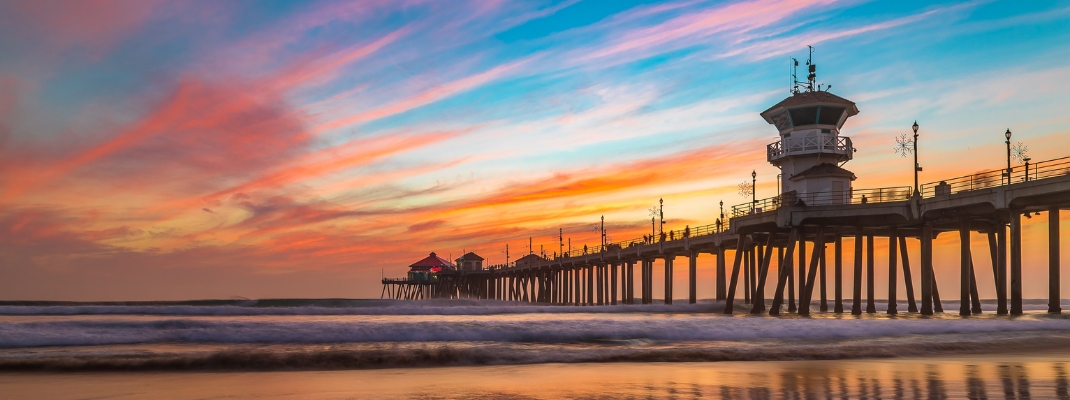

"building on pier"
[762,90,858,206]
[455,252,485,271]
[381,252,454,300]
[514,253,546,269]
[407,252,453,281]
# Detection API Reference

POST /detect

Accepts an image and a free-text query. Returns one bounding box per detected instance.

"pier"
[421,162,1069,316]
[385,75,1070,316]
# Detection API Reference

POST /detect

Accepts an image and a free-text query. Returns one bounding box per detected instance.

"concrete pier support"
[647,259,654,304]
[590,265,599,305]
[530,271,537,303]
[752,245,761,303]
[835,236,844,313]
[637,261,643,304]
[888,228,898,315]
[665,256,674,305]
[724,238,747,314]
[638,260,645,304]
[743,247,751,304]
[596,264,604,306]
[969,258,982,314]
[798,238,807,311]
[563,268,570,304]
[750,234,776,314]
[866,235,876,314]
[899,236,918,313]
[819,240,828,312]
[921,223,934,315]
[960,219,972,316]
[799,226,826,316]
[689,252,697,304]
[770,228,800,316]
[1011,211,1023,315]
[853,227,864,315]
[573,268,581,306]
[997,224,1009,314]
[1051,207,1062,314]
[932,259,944,313]
[611,263,618,305]
[787,251,796,312]
[756,243,764,306]
[716,246,726,301]
[627,261,634,304]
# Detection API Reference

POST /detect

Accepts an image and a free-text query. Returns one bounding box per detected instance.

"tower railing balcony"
[767,135,853,162]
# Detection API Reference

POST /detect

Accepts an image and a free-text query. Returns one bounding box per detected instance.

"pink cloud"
[313,57,533,133]
[269,27,411,91]
[583,0,835,62]
[719,8,945,60]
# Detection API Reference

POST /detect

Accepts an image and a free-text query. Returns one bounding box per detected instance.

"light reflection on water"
[4,355,1070,399]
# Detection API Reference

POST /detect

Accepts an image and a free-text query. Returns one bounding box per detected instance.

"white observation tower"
[760,48,858,205]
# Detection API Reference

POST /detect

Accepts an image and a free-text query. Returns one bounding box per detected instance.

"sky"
[1,0,1069,301]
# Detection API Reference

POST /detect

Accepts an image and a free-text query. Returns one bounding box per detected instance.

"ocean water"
[2,298,1070,372]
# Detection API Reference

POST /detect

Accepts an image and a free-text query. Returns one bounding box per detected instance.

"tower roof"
[789,163,857,181]
[760,91,859,125]
[515,254,546,263]
[456,252,484,261]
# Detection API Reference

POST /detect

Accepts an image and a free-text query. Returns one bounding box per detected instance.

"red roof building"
[407,252,454,281]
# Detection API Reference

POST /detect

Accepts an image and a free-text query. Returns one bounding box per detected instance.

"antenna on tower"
[806,45,816,92]
[791,45,826,93]
[790,57,800,94]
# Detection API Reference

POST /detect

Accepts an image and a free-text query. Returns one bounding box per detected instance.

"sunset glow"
[2,0,1068,300]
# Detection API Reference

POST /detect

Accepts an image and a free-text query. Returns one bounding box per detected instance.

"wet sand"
[4,350,1070,399]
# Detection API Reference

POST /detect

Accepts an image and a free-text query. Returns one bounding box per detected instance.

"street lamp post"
[912,121,920,195]
[659,198,664,235]
[1024,157,1031,182]
[600,215,605,249]
[718,200,724,232]
[751,170,757,212]
[559,228,563,257]
[1005,129,1013,185]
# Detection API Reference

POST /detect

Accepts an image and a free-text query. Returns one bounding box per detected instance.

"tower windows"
[789,106,819,126]
[818,106,845,125]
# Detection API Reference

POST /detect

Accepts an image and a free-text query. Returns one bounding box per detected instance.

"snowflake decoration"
[893,133,914,157]
[1012,142,1029,165]
[648,205,660,220]
[738,181,753,198]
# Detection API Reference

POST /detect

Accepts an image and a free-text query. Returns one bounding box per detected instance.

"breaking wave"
[3,331,1069,371]
[4,312,1070,348]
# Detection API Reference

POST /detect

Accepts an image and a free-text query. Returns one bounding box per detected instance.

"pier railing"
[730,186,912,217]
[919,155,1070,198]
[731,194,784,217]
[559,221,730,259]
[767,136,853,162]
[784,186,912,206]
